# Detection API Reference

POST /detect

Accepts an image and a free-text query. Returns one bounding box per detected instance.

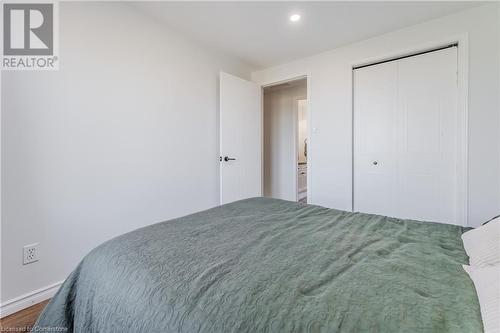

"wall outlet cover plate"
[23,243,39,265]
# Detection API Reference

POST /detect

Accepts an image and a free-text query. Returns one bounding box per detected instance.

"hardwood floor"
[0,300,50,332]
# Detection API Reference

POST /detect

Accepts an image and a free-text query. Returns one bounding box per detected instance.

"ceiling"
[132,2,483,70]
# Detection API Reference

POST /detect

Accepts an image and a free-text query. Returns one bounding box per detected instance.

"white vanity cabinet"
[298,163,307,201]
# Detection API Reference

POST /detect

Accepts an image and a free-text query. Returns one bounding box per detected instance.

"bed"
[35,197,483,332]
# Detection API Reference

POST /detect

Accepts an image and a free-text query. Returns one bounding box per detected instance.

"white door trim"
[350,34,469,226]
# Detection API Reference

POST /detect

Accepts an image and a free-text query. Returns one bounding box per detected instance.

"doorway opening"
[263,77,308,203]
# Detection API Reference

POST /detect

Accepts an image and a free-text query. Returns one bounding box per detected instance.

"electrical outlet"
[23,243,39,265]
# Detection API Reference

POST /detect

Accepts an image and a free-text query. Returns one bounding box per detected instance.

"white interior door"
[220,72,262,204]
[354,47,459,224]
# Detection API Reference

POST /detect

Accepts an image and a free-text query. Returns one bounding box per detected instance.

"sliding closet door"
[353,47,458,224]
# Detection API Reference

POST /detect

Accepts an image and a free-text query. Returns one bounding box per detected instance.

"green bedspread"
[35,197,482,332]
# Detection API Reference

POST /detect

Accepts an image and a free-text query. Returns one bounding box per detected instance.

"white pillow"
[463,265,500,333]
[462,217,500,267]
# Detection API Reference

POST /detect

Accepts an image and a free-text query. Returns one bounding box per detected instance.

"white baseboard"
[0,281,63,318]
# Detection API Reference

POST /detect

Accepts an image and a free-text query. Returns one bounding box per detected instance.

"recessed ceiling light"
[289,14,301,22]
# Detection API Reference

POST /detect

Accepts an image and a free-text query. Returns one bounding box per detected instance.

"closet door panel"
[353,62,398,216]
[397,47,458,223]
[354,47,458,223]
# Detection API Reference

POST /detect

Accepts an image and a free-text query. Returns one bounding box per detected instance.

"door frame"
[350,34,469,226]
[260,75,311,202]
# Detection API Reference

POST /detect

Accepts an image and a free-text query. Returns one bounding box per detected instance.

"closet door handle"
[224,156,236,162]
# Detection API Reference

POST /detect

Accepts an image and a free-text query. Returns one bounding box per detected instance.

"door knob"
[224,156,236,162]
[372,161,378,165]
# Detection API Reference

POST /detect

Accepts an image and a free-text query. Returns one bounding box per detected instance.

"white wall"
[1,2,252,305]
[253,4,500,227]
[263,83,306,201]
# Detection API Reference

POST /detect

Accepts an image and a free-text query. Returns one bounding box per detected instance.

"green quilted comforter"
[35,197,482,332]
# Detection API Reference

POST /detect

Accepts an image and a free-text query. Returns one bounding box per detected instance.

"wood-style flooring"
[0,300,49,332]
